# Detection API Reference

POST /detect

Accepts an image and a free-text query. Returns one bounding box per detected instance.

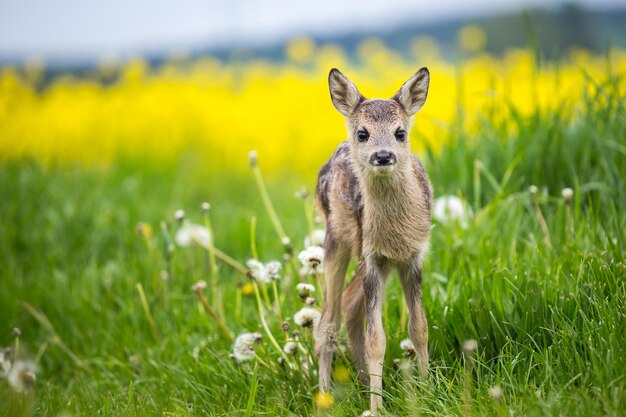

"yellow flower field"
[1,36,624,177]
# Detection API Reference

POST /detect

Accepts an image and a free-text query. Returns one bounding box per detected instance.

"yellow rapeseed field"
[1,34,624,176]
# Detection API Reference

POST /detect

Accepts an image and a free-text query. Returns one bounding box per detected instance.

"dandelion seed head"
[528,185,538,195]
[293,307,321,328]
[361,410,374,417]
[305,296,316,306]
[304,229,326,248]
[489,385,503,401]
[159,270,170,281]
[248,150,258,167]
[175,209,185,222]
[433,195,471,228]
[561,187,574,203]
[201,202,211,212]
[232,332,262,362]
[400,338,416,357]
[296,283,316,299]
[294,187,309,200]
[12,328,21,338]
[283,341,298,355]
[281,321,291,332]
[192,280,207,292]
[463,339,478,354]
[0,348,12,378]
[246,259,270,283]
[7,360,38,393]
[175,223,211,247]
[265,261,282,281]
[297,246,325,275]
[281,236,291,246]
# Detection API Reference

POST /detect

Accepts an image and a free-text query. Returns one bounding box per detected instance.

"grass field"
[1,44,626,416]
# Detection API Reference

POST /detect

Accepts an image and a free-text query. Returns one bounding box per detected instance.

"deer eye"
[356,130,369,142]
[395,129,407,142]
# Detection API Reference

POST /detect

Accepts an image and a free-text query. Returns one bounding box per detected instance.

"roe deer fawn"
[314,67,432,413]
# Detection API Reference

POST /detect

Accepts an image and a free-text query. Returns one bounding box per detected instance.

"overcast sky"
[0,0,622,62]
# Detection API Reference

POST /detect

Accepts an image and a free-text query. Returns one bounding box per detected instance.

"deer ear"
[393,67,430,116]
[328,68,363,116]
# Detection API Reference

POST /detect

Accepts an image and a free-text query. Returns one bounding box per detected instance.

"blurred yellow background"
[1,32,624,176]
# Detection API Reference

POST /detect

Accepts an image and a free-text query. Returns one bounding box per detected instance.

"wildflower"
[281,321,291,332]
[12,328,21,338]
[281,236,291,247]
[561,187,574,204]
[191,280,207,292]
[232,332,262,362]
[296,283,316,299]
[241,282,255,296]
[175,223,211,247]
[136,222,153,238]
[246,259,270,283]
[293,307,321,328]
[528,185,538,196]
[489,385,503,401]
[283,341,298,355]
[175,209,185,222]
[304,228,326,248]
[433,195,471,228]
[7,360,38,393]
[314,391,334,409]
[201,202,211,212]
[333,365,350,383]
[265,261,282,281]
[361,411,374,417]
[400,338,416,357]
[305,296,316,306]
[248,150,258,167]
[297,246,324,275]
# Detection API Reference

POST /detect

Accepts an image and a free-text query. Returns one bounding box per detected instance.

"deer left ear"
[393,67,430,116]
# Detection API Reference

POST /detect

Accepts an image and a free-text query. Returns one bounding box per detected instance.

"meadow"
[0,35,625,416]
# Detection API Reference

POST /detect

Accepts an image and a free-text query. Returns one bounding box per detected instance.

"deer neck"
[357,163,429,262]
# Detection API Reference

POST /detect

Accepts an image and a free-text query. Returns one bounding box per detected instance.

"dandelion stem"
[250,216,259,260]
[203,206,225,322]
[136,283,162,342]
[530,191,553,250]
[253,282,289,362]
[195,288,233,342]
[23,302,84,367]
[251,156,287,241]
[272,281,283,323]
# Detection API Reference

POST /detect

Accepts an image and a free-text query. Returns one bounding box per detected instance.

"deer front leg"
[342,258,367,385]
[315,235,351,393]
[399,257,429,375]
[363,255,390,412]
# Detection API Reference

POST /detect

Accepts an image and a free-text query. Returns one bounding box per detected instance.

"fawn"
[314,67,432,412]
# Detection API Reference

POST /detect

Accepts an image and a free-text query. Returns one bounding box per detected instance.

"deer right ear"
[328,68,363,116]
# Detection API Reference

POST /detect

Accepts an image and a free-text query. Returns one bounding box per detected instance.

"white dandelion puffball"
[175,223,211,247]
[0,348,12,378]
[246,259,270,283]
[296,283,316,298]
[283,341,298,355]
[297,246,325,275]
[293,307,321,328]
[304,229,326,248]
[433,195,471,228]
[7,360,38,393]
[232,332,262,362]
[400,338,416,356]
[265,261,282,281]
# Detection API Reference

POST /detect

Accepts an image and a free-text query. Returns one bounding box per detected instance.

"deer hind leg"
[341,258,367,385]
[363,255,390,412]
[399,257,429,375]
[315,232,351,393]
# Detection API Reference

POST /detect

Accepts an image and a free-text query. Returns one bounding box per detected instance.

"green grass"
[1,79,625,416]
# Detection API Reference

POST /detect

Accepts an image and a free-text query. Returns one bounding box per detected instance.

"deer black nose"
[371,150,396,166]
